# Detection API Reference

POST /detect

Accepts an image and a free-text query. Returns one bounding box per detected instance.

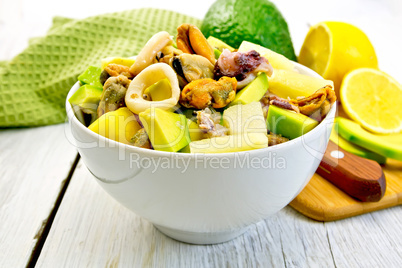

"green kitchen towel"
[0,8,201,127]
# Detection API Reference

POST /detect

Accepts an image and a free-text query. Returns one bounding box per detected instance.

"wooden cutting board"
[290,105,402,221]
[290,158,402,221]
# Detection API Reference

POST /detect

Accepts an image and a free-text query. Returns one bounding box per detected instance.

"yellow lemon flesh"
[340,68,402,134]
[298,21,378,97]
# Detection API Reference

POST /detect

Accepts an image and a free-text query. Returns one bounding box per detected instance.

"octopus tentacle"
[214,49,273,89]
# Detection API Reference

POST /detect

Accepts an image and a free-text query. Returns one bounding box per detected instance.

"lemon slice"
[298,21,378,96]
[340,68,402,134]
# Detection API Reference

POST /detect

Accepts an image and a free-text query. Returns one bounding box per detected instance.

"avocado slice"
[68,84,103,126]
[330,124,386,164]
[336,117,402,161]
[230,72,268,106]
[139,108,190,152]
[78,66,103,89]
[267,105,318,140]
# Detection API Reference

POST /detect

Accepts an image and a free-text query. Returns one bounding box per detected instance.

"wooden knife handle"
[317,140,386,202]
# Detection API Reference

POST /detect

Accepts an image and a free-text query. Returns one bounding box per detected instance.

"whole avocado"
[201,0,297,61]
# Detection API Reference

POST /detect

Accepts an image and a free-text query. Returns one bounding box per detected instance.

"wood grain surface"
[317,140,386,202]
[0,125,78,267]
[1,1,402,267]
[290,105,402,221]
[35,160,402,267]
[35,161,336,267]
[290,160,402,221]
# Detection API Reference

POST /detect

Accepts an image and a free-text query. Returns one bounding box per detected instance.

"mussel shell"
[171,54,214,84]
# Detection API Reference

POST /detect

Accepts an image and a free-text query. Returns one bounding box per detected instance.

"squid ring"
[125,63,180,114]
[129,31,173,76]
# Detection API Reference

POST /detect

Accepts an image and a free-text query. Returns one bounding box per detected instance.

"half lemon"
[340,68,402,134]
[298,21,378,97]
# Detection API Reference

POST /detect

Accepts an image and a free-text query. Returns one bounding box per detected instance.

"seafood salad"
[69,24,336,153]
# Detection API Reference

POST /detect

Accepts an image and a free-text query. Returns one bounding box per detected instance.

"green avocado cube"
[180,108,197,121]
[143,78,172,101]
[179,145,191,153]
[187,119,204,142]
[267,105,318,140]
[68,84,103,126]
[223,102,267,135]
[214,48,222,59]
[78,66,103,88]
[69,84,103,110]
[139,108,190,152]
[230,72,268,106]
[207,36,235,52]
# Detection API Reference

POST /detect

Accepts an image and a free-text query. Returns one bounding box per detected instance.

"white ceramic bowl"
[66,62,336,244]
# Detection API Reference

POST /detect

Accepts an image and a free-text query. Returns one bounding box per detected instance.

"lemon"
[298,21,378,96]
[340,68,402,134]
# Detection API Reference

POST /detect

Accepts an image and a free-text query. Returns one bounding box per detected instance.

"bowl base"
[154,224,250,244]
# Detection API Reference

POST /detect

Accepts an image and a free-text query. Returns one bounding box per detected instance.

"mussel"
[171,54,214,87]
[97,75,131,117]
[180,77,237,109]
[176,23,216,65]
[268,85,336,121]
[100,64,134,85]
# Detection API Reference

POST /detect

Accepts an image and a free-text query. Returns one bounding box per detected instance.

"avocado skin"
[201,0,297,61]
[337,117,402,161]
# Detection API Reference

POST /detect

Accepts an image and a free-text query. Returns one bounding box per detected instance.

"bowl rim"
[66,61,336,159]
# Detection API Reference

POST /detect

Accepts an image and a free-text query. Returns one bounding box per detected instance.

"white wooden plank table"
[0,125,78,267]
[35,162,336,267]
[1,0,402,267]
